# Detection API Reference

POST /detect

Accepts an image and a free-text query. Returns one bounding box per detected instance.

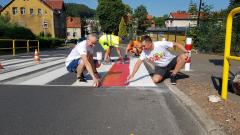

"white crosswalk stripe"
[128,58,157,87]
[2,57,65,71]
[0,58,65,81]
[20,67,68,85]
[0,56,157,87]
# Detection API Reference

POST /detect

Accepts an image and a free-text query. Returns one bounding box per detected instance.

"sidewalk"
[159,53,239,135]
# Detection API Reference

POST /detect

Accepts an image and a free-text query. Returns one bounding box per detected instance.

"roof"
[0,0,54,13]
[66,17,81,28]
[147,15,153,20]
[45,0,64,10]
[170,11,190,19]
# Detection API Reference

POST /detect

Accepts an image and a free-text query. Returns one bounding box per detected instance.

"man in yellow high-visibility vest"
[99,34,123,63]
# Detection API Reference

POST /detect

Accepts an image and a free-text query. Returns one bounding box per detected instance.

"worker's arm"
[127,59,143,81]
[173,42,188,53]
[81,54,99,84]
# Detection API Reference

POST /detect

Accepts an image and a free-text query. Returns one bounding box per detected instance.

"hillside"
[65,3,95,18]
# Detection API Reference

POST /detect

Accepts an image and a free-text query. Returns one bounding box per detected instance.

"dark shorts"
[66,58,99,73]
[66,58,80,72]
[155,56,178,77]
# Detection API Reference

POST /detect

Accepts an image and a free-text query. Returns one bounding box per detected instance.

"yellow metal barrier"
[0,39,39,56]
[222,7,240,100]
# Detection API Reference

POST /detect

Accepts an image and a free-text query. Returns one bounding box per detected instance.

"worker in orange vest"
[125,38,142,57]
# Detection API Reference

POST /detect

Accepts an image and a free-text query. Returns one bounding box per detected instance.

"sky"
[1,0,229,17]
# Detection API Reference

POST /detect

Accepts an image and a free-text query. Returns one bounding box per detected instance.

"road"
[0,45,208,135]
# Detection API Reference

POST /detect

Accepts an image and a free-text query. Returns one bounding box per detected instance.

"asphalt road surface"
[0,85,207,135]
[0,44,208,135]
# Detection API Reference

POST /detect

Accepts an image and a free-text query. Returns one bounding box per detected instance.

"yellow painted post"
[12,40,16,56]
[37,41,40,52]
[27,40,30,53]
[222,7,240,100]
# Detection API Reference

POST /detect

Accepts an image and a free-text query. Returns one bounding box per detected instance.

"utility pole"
[197,0,202,27]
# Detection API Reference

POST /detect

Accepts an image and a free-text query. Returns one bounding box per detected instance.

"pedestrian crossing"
[0,54,157,87]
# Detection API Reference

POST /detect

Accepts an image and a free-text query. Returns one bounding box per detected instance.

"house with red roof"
[66,17,81,40]
[165,11,197,28]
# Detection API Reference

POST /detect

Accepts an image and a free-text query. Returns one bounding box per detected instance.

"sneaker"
[77,73,87,82]
[170,74,177,85]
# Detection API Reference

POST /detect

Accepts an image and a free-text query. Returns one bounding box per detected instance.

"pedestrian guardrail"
[0,39,39,56]
[222,7,240,100]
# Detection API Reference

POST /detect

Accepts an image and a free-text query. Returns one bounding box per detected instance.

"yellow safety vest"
[99,34,120,50]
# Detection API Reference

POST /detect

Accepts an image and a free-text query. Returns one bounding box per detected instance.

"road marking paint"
[72,63,113,86]
[101,58,130,87]
[128,58,156,87]
[0,58,65,81]
[20,67,68,85]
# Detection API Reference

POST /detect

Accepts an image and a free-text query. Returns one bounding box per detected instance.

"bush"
[187,20,225,53]
[4,26,36,39]
[37,37,64,48]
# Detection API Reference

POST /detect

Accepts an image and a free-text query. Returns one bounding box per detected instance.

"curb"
[164,80,226,135]
[144,60,226,135]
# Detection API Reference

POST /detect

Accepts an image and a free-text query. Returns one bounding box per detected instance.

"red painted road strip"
[101,59,130,87]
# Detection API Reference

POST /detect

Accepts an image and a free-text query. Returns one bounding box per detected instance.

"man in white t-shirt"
[65,34,100,87]
[127,35,190,85]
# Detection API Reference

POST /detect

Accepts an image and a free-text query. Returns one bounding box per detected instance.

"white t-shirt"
[65,40,93,67]
[139,41,176,67]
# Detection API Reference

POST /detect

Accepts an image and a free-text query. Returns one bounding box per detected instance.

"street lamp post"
[197,0,203,27]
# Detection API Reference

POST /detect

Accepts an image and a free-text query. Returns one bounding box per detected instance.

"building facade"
[66,17,81,40]
[165,11,197,28]
[0,0,66,38]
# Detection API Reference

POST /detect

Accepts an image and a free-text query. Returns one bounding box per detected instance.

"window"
[20,7,25,15]
[38,9,42,15]
[30,8,34,15]
[12,7,17,15]
[43,21,48,28]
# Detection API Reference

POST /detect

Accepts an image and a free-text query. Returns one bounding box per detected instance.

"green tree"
[133,5,148,35]
[65,3,95,18]
[153,15,168,27]
[228,0,240,54]
[187,4,227,53]
[188,0,198,14]
[229,0,240,7]
[96,0,125,34]
[118,17,127,37]
[124,4,133,14]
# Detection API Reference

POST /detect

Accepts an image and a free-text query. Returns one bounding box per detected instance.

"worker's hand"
[93,77,100,87]
[125,74,134,84]
[185,52,190,62]
[94,72,100,79]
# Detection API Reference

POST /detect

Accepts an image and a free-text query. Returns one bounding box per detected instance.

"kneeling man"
[65,34,100,87]
[127,35,189,85]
